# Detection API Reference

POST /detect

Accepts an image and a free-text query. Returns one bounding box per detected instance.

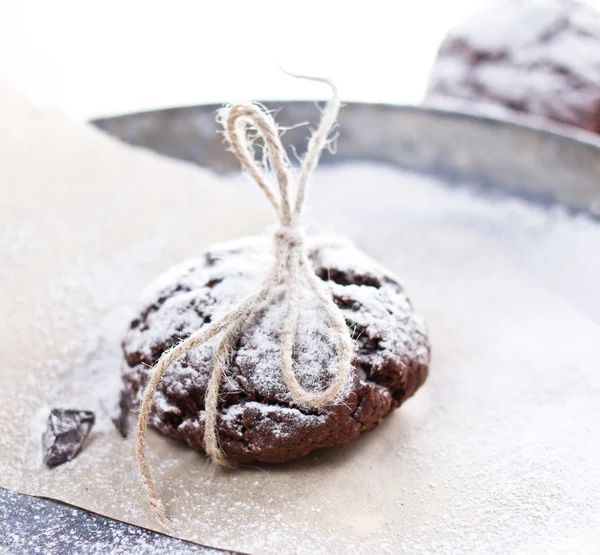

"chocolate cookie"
[122,236,430,463]
[426,0,600,133]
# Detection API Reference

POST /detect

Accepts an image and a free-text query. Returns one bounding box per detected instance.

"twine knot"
[274,226,304,251]
[135,74,354,529]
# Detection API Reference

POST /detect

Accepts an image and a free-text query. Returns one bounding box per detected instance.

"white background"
[1,0,599,120]
[0,0,486,119]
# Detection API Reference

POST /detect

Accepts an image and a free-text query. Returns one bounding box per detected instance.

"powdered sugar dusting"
[3,162,600,554]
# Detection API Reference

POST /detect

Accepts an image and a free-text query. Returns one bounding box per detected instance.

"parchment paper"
[1,90,600,554]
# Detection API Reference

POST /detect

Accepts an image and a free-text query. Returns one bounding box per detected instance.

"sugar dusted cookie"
[427,0,600,133]
[122,236,430,463]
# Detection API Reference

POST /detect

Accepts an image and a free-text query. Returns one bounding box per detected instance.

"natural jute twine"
[135,75,354,529]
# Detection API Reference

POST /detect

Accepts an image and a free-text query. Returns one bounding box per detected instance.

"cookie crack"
[315,267,382,289]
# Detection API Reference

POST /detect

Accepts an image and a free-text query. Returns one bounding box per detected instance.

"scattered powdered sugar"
[2,224,178,479]
[306,163,600,328]
[0,488,223,554]
[3,161,600,554]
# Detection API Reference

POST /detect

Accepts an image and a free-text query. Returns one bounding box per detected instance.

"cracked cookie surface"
[121,236,430,463]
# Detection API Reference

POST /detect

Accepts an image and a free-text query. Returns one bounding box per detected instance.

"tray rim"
[92,100,600,154]
[93,99,600,218]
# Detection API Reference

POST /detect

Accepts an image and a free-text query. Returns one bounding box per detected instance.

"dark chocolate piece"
[42,409,95,467]
[109,391,131,439]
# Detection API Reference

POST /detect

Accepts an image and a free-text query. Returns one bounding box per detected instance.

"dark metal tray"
[94,101,600,215]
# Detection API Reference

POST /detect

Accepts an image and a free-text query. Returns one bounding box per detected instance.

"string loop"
[135,75,353,529]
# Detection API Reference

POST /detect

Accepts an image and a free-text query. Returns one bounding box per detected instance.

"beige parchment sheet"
[1,89,600,554]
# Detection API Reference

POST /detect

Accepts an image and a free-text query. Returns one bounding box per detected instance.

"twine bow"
[135,75,354,529]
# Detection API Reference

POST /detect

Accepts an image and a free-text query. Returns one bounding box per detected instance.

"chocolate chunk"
[42,409,95,467]
[110,391,132,439]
